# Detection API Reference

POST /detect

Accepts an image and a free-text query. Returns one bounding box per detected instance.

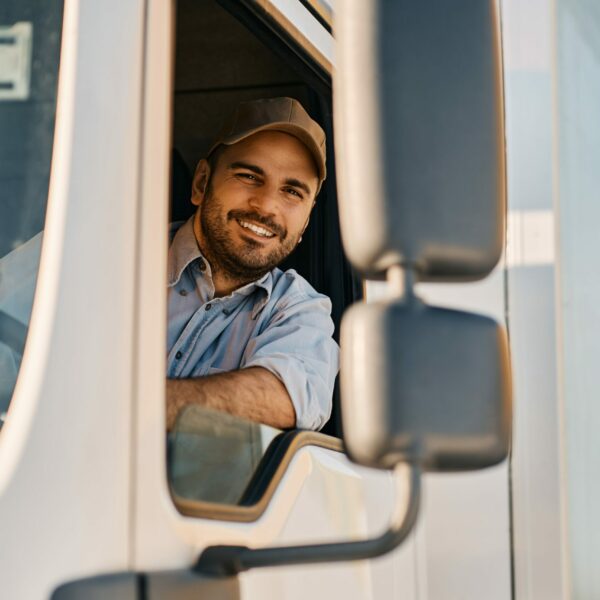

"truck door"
[132,1,416,599]
[130,1,513,598]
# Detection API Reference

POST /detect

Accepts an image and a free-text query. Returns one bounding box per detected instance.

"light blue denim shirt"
[167,218,339,430]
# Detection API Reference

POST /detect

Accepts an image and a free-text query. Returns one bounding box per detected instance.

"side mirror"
[341,296,511,471]
[334,0,505,281]
[334,0,511,471]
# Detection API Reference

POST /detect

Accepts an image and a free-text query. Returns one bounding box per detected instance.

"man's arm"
[166,366,295,431]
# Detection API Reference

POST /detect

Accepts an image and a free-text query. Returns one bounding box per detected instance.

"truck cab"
[3,0,597,598]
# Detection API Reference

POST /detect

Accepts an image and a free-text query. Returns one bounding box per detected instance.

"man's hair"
[204,145,224,195]
[207,145,224,173]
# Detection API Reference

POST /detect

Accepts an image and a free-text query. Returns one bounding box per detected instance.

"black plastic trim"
[51,573,139,599]
[298,0,332,32]
[51,570,240,599]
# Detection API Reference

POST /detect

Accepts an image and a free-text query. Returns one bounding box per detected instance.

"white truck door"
[130,1,417,599]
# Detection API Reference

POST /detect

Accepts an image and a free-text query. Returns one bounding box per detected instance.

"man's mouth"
[236,219,277,239]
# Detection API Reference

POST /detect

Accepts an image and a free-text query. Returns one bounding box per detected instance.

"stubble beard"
[199,187,300,282]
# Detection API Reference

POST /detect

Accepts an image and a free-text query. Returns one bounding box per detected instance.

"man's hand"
[166,367,296,431]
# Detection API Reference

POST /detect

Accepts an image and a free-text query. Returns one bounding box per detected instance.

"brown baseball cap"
[207,97,327,186]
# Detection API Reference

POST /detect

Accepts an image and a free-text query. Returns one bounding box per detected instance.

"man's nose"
[247,184,279,215]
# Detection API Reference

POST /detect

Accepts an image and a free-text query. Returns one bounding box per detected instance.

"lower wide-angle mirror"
[341,297,512,471]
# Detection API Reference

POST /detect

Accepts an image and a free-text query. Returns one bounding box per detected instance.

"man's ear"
[191,159,211,207]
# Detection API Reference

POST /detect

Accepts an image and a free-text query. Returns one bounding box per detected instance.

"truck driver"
[166,97,339,432]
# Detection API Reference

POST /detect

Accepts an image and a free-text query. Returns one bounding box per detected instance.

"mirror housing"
[334,0,510,472]
[333,0,505,281]
[341,297,511,471]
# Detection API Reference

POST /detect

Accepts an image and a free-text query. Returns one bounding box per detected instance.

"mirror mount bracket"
[386,263,419,303]
[193,464,421,577]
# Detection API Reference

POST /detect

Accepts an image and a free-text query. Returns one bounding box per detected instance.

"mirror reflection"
[168,405,282,506]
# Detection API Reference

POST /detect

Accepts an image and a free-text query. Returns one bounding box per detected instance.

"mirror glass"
[168,405,282,506]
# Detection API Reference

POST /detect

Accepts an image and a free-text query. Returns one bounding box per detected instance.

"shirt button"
[179,289,188,296]
[175,351,182,359]
[198,259,207,272]
[205,303,212,311]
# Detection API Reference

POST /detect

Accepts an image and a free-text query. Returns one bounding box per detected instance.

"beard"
[199,187,301,282]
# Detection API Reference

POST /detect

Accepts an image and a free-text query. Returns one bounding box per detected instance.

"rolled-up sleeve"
[241,292,339,430]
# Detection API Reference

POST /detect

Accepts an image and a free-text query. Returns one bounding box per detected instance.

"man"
[166,97,339,432]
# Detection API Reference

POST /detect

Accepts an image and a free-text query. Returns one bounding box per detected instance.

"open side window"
[167,0,360,519]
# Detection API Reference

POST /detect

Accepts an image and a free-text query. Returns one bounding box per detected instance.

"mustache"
[228,210,287,240]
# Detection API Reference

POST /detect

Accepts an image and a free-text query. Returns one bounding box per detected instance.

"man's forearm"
[166,367,296,430]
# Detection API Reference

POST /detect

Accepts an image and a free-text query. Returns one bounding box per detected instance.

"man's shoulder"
[267,268,332,311]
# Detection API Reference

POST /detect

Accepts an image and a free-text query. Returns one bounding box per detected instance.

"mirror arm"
[194,464,421,577]
[386,263,418,302]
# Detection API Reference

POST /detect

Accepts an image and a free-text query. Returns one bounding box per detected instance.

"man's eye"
[237,172,256,181]
[284,187,303,199]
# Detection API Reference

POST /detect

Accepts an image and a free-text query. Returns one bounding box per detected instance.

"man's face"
[191,130,319,281]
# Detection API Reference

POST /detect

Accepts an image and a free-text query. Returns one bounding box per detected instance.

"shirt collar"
[168,218,276,316]
[237,270,274,319]
[167,217,203,287]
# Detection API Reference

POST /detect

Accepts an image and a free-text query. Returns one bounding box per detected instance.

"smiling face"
[191,130,319,284]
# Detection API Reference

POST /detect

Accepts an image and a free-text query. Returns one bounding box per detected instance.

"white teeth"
[239,220,275,238]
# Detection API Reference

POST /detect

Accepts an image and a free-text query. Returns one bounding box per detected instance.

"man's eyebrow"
[228,161,265,176]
